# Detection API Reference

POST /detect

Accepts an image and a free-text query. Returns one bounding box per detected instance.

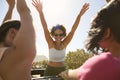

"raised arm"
[3,0,15,22]
[14,0,36,58]
[63,3,89,47]
[32,0,53,47]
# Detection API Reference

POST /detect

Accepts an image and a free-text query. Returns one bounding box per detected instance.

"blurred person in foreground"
[59,0,120,80]
[0,0,36,80]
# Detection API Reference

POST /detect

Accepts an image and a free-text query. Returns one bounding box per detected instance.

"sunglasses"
[54,33,64,37]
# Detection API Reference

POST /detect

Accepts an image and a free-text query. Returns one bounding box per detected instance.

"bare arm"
[32,0,53,48]
[63,3,89,47]
[13,0,36,58]
[59,69,79,80]
[3,0,15,22]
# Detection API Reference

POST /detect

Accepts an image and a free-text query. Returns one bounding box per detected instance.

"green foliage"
[65,49,93,69]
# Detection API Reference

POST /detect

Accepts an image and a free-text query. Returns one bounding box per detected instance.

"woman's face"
[53,29,65,41]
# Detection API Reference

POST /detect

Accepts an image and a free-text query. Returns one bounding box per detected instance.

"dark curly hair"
[85,0,120,54]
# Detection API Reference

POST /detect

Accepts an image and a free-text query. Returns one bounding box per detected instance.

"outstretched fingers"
[79,3,90,16]
[32,0,42,12]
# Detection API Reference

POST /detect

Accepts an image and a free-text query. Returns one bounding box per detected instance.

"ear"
[98,28,111,49]
[8,28,16,37]
[100,28,111,42]
[104,28,111,39]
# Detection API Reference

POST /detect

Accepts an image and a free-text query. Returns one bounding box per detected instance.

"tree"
[65,49,93,69]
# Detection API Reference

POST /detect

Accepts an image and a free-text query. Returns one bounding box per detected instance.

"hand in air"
[32,0,43,13]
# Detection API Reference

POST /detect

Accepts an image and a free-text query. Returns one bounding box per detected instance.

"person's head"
[85,0,120,54]
[50,24,66,41]
[0,20,21,47]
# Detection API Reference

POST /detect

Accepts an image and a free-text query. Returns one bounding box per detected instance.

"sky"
[0,0,107,58]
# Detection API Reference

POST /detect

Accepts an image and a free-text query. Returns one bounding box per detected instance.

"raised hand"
[79,3,89,16]
[32,0,43,13]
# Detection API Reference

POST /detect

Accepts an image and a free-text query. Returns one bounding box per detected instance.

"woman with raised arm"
[32,0,89,76]
[0,0,36,80]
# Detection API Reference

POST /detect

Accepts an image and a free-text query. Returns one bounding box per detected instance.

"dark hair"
[50,24,66,36]
[85,0,120,54]
[0,20,21,42]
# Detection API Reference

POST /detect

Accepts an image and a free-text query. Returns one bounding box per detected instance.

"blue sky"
[0,0,107,58]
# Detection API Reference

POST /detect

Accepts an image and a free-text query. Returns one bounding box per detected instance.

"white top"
[49,48,66,62]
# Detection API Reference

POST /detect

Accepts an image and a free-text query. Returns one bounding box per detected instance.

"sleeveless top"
[0,47,8,80]
[49,48,66,62]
